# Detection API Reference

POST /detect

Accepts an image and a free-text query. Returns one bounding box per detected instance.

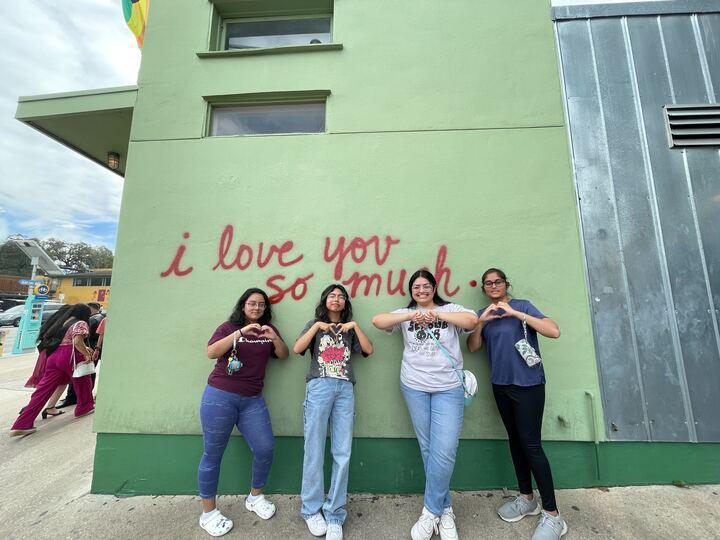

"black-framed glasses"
[483,279,506,288]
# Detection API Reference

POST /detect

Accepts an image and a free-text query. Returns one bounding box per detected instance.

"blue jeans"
[198,384,274,499]
[301,377,355,525]
[401,381,464,516]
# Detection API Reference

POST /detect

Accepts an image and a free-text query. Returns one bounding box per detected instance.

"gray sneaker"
[497,495,540,522]
[532,510,568,540]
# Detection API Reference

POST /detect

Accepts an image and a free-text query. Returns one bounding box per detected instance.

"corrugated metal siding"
[556,9,720,442]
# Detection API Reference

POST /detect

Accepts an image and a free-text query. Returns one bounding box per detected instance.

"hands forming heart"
[259,325,277,340]
[412,310,439,327]
[240,323,277,340]
[479,302,516,323]
[318,321,356,336]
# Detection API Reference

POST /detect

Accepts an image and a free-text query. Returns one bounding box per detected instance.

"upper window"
[73,277,89,287]
[210,102,325,136]
[224,17,332,50]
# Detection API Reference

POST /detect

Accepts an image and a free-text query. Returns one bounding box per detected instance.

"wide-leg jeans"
[300,377,355,525]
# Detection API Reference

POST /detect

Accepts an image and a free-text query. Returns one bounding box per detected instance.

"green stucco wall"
[93,0,606,490]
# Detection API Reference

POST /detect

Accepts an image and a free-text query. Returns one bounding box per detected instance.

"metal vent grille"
[664,104,720,148]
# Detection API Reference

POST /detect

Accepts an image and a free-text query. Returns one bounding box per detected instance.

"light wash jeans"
[401,381,464,516]
[300,377,355,525]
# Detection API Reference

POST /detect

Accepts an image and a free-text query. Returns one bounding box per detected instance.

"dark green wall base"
[92,434,720,496]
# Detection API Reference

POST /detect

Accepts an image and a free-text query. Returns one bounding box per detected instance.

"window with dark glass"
[210,102,325,136]
[224,17,331,50]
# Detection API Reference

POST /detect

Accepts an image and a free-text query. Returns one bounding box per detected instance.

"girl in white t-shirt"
[372,269,477,540]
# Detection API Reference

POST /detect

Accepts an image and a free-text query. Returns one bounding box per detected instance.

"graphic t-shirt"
[389,303,475,392]
[479,299,547,386]
[298,320,367,384]
[206,321,280,396]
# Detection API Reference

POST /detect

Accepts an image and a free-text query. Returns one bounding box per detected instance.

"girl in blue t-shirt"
[467,268,568,540]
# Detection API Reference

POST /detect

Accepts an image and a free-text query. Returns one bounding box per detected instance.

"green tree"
[0,242,32,276]
[0,237,114,275]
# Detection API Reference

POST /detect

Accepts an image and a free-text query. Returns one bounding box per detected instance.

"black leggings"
[492,384,557,512]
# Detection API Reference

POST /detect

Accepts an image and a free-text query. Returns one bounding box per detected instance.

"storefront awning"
[15,85,137,177]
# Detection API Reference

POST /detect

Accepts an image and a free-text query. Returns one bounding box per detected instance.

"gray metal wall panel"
[658,15,720,441]
[627,16,698,441]
[591,17,687,441]
[557,20,649,441]
[698,14,720,94]
[557,9,720,442]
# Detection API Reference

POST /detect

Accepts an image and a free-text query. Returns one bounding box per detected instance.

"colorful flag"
[122,0,149,49]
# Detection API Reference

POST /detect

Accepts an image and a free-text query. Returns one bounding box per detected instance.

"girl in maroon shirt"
[198,288,289,537]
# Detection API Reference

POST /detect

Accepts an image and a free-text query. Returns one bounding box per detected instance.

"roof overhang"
[15,85,137,177]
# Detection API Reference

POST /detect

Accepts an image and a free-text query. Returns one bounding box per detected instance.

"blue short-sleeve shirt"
[479,299,546,386]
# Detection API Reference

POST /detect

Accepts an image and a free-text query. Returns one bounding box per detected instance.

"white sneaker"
[326,523,343,540]
[304,512,328,537]
[244,494,276,519]
[439,506,459,540]
[411,507,439,540]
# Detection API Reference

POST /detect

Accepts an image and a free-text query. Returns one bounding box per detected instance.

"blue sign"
[18,279,44,285]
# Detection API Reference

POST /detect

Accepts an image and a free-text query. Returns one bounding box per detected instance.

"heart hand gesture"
[260,325,278,340]
[478,304,507,324]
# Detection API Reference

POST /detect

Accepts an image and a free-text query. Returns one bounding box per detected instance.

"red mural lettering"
[213,225,236,270]
[434,245,459,297]
[386,269,407,296]
[214,225,304,271]
[266,273,314,303]
[342,272,382,297]
[162,227,460,301]
[257,241,303,268]
[160,232,194,277]
[323,235,400,279]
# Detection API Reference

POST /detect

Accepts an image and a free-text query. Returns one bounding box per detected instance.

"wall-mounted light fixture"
[107,151,120,170]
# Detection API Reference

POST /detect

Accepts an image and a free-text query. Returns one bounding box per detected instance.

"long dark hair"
[38,303,91,353]
[229,288,273,326]
[406,269,448,308]
[314,284,353,323]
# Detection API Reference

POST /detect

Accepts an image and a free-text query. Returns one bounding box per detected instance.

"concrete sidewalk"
[2,351,719,539]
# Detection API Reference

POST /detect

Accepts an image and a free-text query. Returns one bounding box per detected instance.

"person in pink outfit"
[10,304,96,437]
[24,305,73,418]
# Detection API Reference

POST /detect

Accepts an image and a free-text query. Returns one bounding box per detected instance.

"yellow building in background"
[54,269,111,308]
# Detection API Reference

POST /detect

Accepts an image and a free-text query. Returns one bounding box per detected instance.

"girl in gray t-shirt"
[293,284,373,539]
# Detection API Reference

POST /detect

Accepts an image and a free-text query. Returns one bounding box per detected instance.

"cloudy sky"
[0,1,141,251]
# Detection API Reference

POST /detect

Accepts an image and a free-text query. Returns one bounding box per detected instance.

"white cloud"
[0,0,141,250]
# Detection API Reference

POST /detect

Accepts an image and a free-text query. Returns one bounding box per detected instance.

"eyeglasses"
[328,294,346,301]
[411,284,434,292]
[246,301,266,309]
[483,279,506,288]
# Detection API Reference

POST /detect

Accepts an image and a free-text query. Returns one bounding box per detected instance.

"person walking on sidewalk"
[56,303,103,409]
[23,304,73,418]
[10,304,95,437]
[467,268,567,540]
[294,284,374,540]
[372,269,478,540]
[198,288,289,537]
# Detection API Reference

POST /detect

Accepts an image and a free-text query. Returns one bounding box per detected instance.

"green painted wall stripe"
[92,434,720,496]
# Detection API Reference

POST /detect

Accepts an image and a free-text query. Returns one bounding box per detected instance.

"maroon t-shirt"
[207,321,280,396]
